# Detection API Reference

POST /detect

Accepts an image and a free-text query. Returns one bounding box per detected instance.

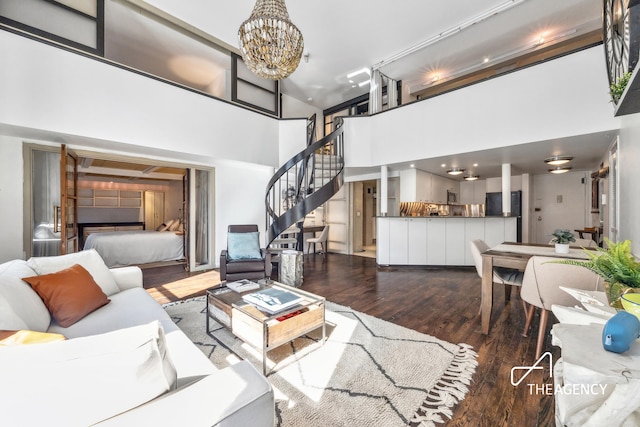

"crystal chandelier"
[238,0,304,80]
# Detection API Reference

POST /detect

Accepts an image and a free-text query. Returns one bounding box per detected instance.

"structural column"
[502,163,511,216]
[380,165,388,216]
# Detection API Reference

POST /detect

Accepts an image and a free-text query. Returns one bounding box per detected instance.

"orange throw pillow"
[22,264,110,328]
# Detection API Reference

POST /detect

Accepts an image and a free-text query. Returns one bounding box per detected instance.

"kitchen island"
[376,216,517,266]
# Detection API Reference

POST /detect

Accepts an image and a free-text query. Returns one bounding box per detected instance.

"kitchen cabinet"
[431,175,449,203]
[377,217,517,266]
[407,219,428,265]
[416,172,432,202]
[445,219,466,265]
[484,217,506,248]
[376,217,390,265]
[388,218,409,264]
[384,218,428,265]
[464,218,485,264]
[400,169,432,202]
[460,180,486,204]
[399,169,458,203]
[426,218,446,265]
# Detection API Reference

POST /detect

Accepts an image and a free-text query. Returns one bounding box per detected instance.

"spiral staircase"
[265,116,344,257]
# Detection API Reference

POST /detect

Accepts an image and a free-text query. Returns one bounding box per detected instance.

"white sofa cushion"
[0,321,177,426]
[0,260,50,331]
[27,249,120,296]
[48,287,217,385]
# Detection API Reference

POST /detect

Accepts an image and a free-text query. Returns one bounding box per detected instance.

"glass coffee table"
[206,279,325,375]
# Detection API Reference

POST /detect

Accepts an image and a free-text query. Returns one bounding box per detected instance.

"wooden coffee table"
[206,279,325,375]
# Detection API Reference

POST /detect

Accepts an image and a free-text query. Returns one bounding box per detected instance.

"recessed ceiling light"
[548,166,572,174]
[483,57,489,63]
[447,167,465,176]
[473,163,478,167]
[441,163,446,168]
[464,175,479,181]
[410,164,415,168]
[544,155,573,165]
[347,68,370,79]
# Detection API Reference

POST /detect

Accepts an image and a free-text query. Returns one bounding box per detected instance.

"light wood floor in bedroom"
[144,253,555,427]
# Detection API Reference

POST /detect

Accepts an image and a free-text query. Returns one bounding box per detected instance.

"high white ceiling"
[135,0,602,109]
[101,0,613,179]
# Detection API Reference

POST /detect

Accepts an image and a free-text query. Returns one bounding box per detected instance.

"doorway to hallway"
[352,180,377,258]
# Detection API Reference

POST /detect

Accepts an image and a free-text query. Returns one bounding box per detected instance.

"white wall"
[0,30,280,168]
[618,113,640,254]
[343,46,618,169]
[278,119,308,166]
[0,30,288,264]
[213,161,274,258]
[281,93,323,142]
[0,136,26,261]
[532,170,591,244]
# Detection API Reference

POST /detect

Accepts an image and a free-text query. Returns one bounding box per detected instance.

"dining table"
[480,242,592,335]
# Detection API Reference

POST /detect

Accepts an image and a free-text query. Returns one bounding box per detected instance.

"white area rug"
[164,297,477,426]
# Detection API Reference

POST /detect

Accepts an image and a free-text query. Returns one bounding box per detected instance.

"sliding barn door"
[60,145,79,254]
[188,168,215,272]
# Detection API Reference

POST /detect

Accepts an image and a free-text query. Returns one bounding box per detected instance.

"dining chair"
[521,255,604,359]
[307,225,329,255]
[469,239,526,315]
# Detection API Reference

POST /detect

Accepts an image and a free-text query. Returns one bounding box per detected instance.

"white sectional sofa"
[0,249,274,426]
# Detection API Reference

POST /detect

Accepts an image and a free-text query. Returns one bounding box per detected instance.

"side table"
[552,322,640,426]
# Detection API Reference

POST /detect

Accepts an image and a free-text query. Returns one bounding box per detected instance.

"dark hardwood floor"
[144,253,556,427]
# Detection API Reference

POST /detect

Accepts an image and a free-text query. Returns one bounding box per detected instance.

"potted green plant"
[554,239,640,309]
[550,229,575,254]
[610,72,632,104]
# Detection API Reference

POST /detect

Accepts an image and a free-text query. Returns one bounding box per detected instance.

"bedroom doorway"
[24,144,215,270]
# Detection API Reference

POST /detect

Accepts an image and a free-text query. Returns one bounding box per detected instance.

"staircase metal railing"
[265,117,344,248]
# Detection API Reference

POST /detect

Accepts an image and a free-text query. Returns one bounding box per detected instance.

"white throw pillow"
[0,260,51,331]
[0,321,177,426]
[27,249,120,296]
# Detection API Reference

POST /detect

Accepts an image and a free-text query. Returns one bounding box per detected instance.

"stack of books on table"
[242,287,304,314]
[226,279,260,293]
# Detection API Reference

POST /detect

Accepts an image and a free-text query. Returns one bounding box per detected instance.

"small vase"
[605,282,637,310]
[555,243,570,254]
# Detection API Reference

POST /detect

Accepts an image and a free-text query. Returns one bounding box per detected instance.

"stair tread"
[271,238,297,244]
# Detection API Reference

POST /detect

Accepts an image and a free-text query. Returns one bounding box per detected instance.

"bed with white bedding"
[83,230,184,267]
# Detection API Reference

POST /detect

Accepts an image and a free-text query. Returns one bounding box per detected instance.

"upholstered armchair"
[220,225,271,282]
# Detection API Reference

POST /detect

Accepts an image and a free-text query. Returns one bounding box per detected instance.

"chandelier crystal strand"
[238,0,304,80]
